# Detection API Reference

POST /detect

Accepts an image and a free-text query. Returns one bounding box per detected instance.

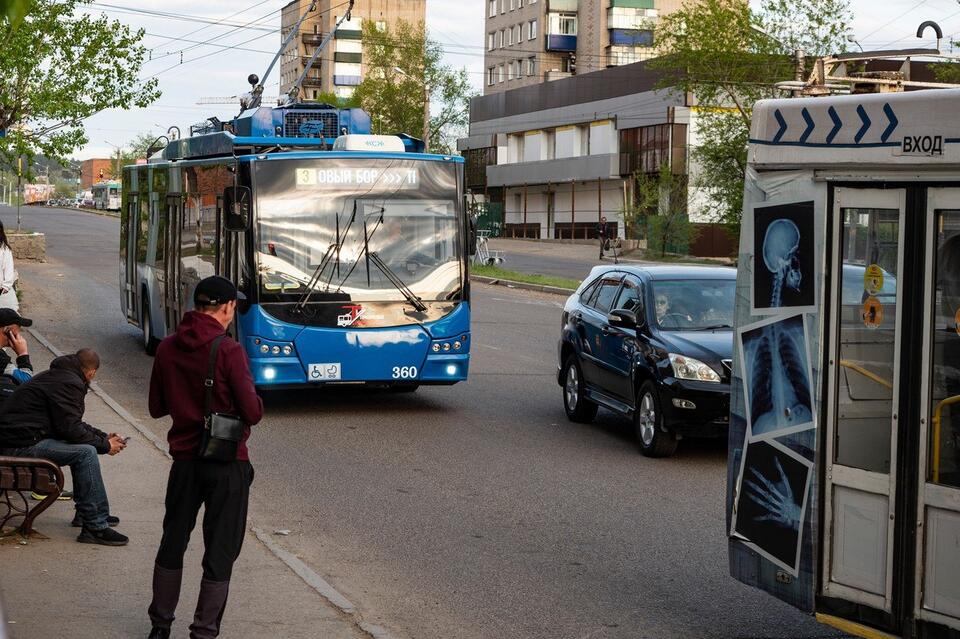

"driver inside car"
[655,294,692,325]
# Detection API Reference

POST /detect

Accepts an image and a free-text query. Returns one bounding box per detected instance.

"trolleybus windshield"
[254,158,462,305]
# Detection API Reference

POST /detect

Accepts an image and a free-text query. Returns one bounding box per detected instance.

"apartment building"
[279,0,425,101]
[460,60,734,257]
[484,0,681,95]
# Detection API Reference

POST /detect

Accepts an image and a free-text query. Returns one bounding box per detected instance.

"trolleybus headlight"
[431,343,441,353]
[263,367,277,381]
[442,343,451,352]
[282,345,293,356]
[453,341,462,350]
[260,344,270,354]
[446,364,458,376]
[271,346,281,355]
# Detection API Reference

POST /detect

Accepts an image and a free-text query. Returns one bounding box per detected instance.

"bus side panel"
[726,170,828,613]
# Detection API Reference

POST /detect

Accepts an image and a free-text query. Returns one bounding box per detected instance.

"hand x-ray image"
[752,202,816,314]
[740,314,815,438]
[732,439,812,574]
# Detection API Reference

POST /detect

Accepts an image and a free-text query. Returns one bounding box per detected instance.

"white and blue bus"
[120,103,471,390]
[92,180,120,211]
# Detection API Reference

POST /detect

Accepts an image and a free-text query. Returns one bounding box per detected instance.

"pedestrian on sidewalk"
[0,348,128,544]
[597,216,608,259]
[0,221,20,311]
[147,276,263,639]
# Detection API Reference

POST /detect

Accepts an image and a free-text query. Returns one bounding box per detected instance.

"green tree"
[649,0,851,229]
[0,0,30,30]
[0,0,159,177]
[353,19,474,154]
[310,90,361,109]
[630,164,699,257]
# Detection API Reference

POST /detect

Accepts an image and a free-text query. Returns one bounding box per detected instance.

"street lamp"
[393,66,429,151]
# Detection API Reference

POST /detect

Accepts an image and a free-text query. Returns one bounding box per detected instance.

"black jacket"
[0,354,109,453]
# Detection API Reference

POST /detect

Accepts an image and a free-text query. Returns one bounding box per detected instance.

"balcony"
[301,56,321,68]
[302,33,324,45]
[334,75,361,86]
[302,77,325,88]
[335,28,361,40]
[334,51,362,63]
[546,34,577,51]
[609,28,654,47]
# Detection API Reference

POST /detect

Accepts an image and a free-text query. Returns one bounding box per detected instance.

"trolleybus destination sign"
[295,167,419,189]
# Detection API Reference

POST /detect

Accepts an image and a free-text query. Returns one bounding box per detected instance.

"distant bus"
[92,181,120,211]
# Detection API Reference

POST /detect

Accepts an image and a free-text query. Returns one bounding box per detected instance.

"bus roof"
[748,88,960,170]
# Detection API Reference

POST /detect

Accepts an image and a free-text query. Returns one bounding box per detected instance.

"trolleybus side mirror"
[223,186,250,231]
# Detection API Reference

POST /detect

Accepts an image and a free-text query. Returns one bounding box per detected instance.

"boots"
[147,564,182,634]
[188,578,231,639]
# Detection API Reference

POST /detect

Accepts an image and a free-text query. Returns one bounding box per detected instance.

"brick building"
[79,158,113,191]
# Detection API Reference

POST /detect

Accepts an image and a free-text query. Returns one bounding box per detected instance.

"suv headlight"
[668,353,721,383]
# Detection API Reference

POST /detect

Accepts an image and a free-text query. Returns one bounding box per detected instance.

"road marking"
[26,325,397,639]
[480,344,501,351]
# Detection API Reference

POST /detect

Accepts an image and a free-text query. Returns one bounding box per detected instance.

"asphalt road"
[1,205,840,639]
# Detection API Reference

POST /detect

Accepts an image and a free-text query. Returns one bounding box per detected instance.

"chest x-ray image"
[752,202,816,314]
[740,313,815,438]
[731,438,812,574]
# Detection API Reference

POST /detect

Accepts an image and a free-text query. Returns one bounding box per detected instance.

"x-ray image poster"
[731,438,813,576]
[751,202,817,315]
[738,313,816,439]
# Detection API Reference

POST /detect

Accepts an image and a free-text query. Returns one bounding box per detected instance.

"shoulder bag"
[198,335,245,462]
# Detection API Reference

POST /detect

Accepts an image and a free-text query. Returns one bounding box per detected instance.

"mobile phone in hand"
[121,436,131,444]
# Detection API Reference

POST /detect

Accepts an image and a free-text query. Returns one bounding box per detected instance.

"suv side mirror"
[607,309,638,329]
[223,186,251,231]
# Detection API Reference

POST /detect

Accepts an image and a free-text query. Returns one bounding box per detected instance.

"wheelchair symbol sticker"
[308,362,341,381]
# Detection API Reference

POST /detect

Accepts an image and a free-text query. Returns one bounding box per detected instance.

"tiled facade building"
[484,0,683,95]
[279,0,426,101]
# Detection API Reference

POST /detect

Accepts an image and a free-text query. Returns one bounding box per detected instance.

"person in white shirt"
[0,222,19,311]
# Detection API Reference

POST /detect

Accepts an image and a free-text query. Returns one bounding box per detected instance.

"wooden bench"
[0,456,64,537]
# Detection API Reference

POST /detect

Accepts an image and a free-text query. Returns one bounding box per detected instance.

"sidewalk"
[1,341,367,639]
[486,238,724,283]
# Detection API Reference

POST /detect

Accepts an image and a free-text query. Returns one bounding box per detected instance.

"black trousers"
[155,460,254,582]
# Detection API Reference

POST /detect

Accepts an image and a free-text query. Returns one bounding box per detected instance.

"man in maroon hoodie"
[146,276,263,639]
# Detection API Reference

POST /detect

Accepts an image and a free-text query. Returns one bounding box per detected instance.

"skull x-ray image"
[732,439,811,574]
[740,314,815,438]
[752,202,816,313]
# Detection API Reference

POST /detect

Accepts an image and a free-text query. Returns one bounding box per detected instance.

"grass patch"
[631,250,735,266]
[471,264,580,291]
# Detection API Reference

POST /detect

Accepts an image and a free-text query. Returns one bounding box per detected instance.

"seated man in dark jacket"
[0,348,128,546]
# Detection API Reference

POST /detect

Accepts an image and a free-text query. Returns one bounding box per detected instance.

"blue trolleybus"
[120,102,470,390]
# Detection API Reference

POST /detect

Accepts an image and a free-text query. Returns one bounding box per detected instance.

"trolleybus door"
[164,194,181,332]
[822,187,906,613]
[914,188,960,631]
[123,193,138,322]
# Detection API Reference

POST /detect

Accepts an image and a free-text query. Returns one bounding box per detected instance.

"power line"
[148,0,276,51]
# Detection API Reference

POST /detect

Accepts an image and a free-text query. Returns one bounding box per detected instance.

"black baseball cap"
[0,308,32,327]
[194,276,246,307]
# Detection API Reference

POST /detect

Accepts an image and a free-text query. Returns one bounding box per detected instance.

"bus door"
[822,187,906,617]
[216,195,239,282]
[915,188,960,633]
[123,193,139,322]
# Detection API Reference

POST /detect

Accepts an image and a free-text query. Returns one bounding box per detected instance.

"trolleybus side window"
[929,209,960,488]
[834,207,900,474]
[137,197,150,263]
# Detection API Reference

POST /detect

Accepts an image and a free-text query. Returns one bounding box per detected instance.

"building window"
[497,30,503,48]
[518,0,523,6]
[507,61,515,80]
[528,19,537,39]
[527,56,536,76]
[489,0,496,17]
[558,13,577,35]
[498,64,504,82]
[507,26,513,46]
[375,20,386,31]
[509,0,515,9]
[515,24,522,43]
[500,0,505,13]
[488,32,495,50]
[488,67,496,86]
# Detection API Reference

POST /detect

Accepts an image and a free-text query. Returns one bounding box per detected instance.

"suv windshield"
[255,158,462,304]
[650,278,736,330]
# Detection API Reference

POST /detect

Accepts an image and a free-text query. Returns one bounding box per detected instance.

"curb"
[24,326,391,639]
[470,274,575,296]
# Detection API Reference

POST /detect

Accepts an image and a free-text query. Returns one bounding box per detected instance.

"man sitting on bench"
[0,348,129,546]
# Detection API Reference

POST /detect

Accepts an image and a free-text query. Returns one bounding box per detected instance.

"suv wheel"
[635,381,678,457]
[562,355,598,423]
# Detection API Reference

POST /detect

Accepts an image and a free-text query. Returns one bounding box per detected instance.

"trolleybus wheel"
[142,299,159,356]
[635,381,678,458]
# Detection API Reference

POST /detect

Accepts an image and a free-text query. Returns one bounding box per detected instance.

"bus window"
[930,211,960,488]
[146,196,166,267]
[137,197,150,262]
[834,207,899,474]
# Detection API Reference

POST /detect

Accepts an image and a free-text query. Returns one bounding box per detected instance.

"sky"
[73,0,960,160]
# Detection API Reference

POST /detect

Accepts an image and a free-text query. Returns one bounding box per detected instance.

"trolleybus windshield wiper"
[368,252,428,313]
[291,242,339,314]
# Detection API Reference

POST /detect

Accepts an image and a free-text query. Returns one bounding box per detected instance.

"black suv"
[557,265,736,457]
